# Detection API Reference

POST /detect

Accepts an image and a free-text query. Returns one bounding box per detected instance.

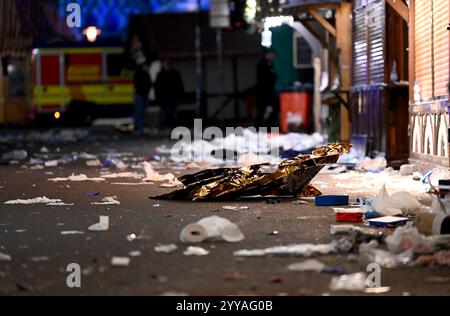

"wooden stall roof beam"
[299,19,327,48]
[308,9,336,37]
[335,2,352,142]
[386,0,409,23]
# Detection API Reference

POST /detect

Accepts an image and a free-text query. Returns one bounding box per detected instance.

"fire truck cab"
[32,46,134,125]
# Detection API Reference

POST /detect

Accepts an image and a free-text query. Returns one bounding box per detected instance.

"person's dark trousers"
[133,94,148,132]
[255,102,267,128]
[159,103,178,129]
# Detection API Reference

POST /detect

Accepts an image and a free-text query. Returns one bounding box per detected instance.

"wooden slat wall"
[368,0,386,84]
[353,6,369,84]
[414,0,433,100]
[352,0,386,85]
[432,0,449,98]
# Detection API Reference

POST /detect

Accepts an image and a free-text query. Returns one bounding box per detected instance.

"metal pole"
[195,0,205,118]
[232,56,239,120]
[216,28,225,123]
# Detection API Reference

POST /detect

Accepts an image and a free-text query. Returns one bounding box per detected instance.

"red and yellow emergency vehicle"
[32,46,134,124]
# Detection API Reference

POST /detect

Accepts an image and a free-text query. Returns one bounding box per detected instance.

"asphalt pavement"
[0,128,449,296]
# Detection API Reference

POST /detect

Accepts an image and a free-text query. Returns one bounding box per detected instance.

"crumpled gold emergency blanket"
[154,143,351,201]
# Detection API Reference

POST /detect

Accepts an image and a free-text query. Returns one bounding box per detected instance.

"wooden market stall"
[350,0,410,162]
[282,0,353,141]
[408,0,450,168]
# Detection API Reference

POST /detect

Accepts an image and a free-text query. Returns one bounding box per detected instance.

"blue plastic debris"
[315,195,349,206]
[364,210,381,219]
[367,216,410,228]
[103,159,112,167]
[85,192,100,197]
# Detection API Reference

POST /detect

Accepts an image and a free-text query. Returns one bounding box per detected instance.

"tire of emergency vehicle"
[65,100,95,126]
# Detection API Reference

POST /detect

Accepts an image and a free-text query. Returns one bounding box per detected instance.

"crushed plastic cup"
[180,216,245,243]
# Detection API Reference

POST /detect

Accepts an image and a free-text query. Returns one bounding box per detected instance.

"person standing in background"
[155,58,184,130]
[255,48,278,127]
[133,62,152,134]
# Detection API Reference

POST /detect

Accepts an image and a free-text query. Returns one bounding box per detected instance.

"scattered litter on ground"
[385,224,431,254]
[359,241,412,268]
[85,192,100,197]
[128,251,141,257]
[415,250,450,267]
[372,185,424,216]
[30,165,44,170]
[100,172,141,179]
[48,174,105,182]
[44,160,58,167]
[315,195,349,206]
[297,215,325,220]
[86,159,102,167]
[292,200,309,205]
[111,257,130,267]
[46,202,74,206]
[334,208,364,222]
[88,216,110,232]
[159,178,183,188]
[330,224,359,235]
[367,216,410,228]
[60,231,85,235]
[222,206,249,211]
[180,216,245,243]
[155,143,350,201]
[287,259,325,272]
[154,244,178,254]
[183,246,210,256]
[365,287,391,294]
[126,234,140,242]
[0,253,12,262]
[92,196,120,205]
[234,242,338,257]
[171,129,324,163]
[142,161,176,182]
[400,164,418,176]
[416,212,450,235]
[358,155,387,172]
[2,150,27,161]
[329,272,367,292]
[4,197,71,206]
[110,158,128,170]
